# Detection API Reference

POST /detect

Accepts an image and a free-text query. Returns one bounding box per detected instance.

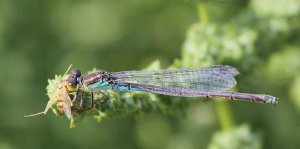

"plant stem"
[197,2,234,131]
[197,3,209,25]
[216,101,234,131]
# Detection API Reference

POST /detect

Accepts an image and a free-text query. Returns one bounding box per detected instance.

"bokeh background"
[1,0,300,148]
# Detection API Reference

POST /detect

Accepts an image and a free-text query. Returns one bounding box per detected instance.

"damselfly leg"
[99,90,110,104]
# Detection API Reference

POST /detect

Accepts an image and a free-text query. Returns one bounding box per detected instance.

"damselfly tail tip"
[266,95,279,105]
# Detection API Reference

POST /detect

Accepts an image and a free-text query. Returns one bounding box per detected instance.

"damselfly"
[26,65,278,118]
[77,65,277,104]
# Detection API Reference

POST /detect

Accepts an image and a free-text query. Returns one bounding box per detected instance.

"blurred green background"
[1,0,300,148]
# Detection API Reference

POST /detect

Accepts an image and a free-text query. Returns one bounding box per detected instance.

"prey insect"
[24,65,95,119]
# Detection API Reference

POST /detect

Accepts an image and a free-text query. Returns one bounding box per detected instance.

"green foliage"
[208,124,262,149]
[178,23,258,68]
[290,75,300,111]
[1,0,300,149]
[251,0,300,17]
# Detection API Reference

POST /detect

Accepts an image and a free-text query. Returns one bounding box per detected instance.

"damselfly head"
[67,70,82,87]
[67,77,79,87]
[70,70,81,78]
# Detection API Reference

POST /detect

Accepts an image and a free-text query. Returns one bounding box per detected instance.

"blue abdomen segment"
[111,84,144,91]
[86,80,110,90]
[85,81,144,91]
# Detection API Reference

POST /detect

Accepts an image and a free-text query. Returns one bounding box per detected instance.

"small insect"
[25,65,76,119]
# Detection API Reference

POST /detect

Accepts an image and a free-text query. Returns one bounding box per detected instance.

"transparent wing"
[110,65,239,92]
[61,86,72,119]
